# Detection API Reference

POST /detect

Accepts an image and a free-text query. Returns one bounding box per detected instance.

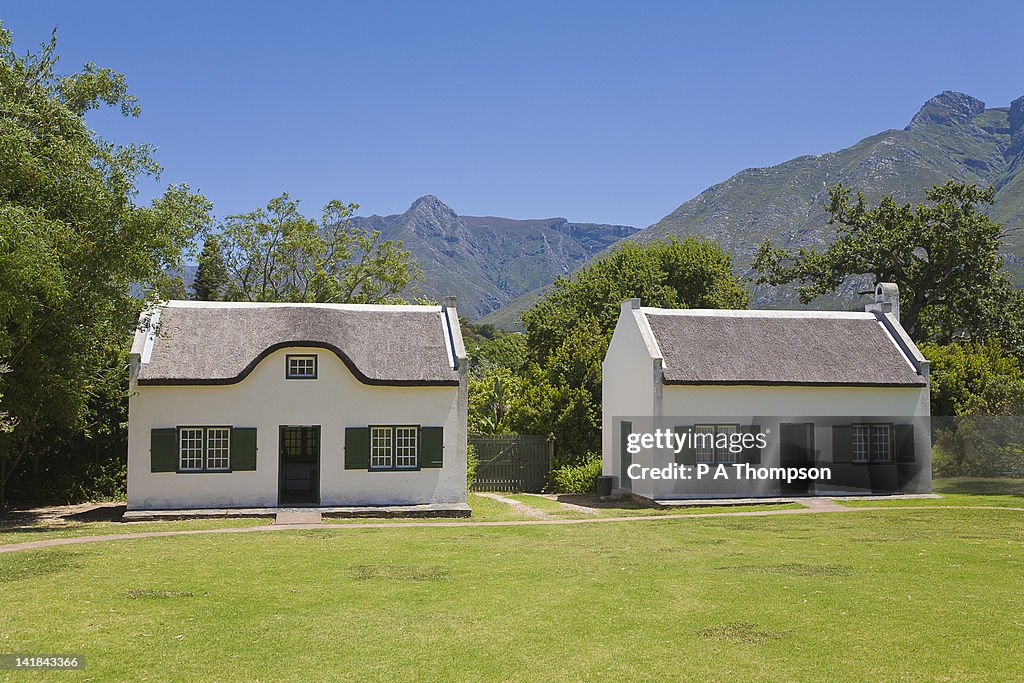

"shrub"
[466,443,478,490]
[549,455,602,493]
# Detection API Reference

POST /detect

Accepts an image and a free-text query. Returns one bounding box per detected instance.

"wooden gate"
[470,435,554,493]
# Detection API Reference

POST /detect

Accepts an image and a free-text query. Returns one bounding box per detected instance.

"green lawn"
[837,478,1024,509]
[0,517,269,547]
[1,508,1022,681]
[506,493,805,517]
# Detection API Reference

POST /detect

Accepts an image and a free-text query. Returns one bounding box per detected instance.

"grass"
[836,478,1024,509]
[0,517,269,547]
[506,493,805,517]
[0,507,1022,680]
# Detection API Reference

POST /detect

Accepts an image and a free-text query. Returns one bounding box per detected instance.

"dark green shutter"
[420,427,444,468]
[231,427,258,471]
[151,428,178,472]
[676,426,696,465]
[832,425,854,464]
[895,424,915,463]
[345,427,370,470]
[743,424,762,464]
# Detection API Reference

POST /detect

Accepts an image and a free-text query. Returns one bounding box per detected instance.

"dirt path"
[476,492,548,518]
[1,504,1022,555]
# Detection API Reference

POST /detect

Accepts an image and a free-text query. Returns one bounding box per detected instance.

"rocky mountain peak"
[906,91,987,130]
[1009,95,1024,134]
[406,194,457,219]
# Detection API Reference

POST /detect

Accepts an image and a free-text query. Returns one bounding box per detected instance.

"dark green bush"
[466,443,479,490]
[549,456,602,493]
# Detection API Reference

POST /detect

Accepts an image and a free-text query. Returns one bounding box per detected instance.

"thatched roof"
[136,302,460,387]
[643,309,926,387]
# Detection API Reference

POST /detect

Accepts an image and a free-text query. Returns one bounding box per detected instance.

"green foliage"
[466,444,478,490]
[921,340,1024,416]
[215,194,421,303]
[754,181,1020,345]
[516,237,748,457]
[921,341,1024,478]
[0,22,211,505]
[548,456,602,493]
[192,235,230,300]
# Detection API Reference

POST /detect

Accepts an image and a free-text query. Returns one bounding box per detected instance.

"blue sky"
[4,1,1023,227]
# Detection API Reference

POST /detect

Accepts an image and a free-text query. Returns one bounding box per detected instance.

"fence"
[469,434,554,493]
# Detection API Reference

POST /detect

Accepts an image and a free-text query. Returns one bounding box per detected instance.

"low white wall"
[127,347,465,509]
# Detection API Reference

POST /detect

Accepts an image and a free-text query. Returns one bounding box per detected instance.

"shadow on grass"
[553,494,661,511]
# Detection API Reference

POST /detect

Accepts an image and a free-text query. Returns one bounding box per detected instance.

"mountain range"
[632,90,1024,308]
[349,195,637,318]
[181,91,1024,326]
[471,91,1024,324]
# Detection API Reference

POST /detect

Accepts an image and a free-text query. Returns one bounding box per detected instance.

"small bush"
[466,443,479,490]
[549,456,602,493]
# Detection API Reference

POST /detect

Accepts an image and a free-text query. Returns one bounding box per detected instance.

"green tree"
[516,237,748,459]
[0,24,211,508]
[921,341,1024,477]
[216,194,421,303]
[921,341,1024,417]
[753,181,1019,345]
[192,235,229,300]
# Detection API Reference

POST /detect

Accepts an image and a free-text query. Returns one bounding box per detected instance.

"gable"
[136,303,460,387]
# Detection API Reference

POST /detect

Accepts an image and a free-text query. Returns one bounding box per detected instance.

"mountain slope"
[351,196,637,318]
[636,91,1024,306]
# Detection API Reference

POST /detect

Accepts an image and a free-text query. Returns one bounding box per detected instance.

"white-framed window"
[205,427,231,471]
[871,425,892,463]
[370,426,393,468]
[286,354,317,379]
[694,425,716,464]
[853,425,870,464]
[179,427,205,471]
[716,424,738,464]
[394,427,419,469]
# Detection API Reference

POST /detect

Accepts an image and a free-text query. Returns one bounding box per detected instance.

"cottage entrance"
[779,422,814,495]
[279,426,321,505]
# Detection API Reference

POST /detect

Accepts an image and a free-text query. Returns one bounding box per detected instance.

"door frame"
[278,425,321,506]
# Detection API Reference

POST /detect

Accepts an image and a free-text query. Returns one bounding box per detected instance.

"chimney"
[865,282,899,321]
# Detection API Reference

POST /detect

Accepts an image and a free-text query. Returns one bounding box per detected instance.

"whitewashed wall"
[127,346,466,509]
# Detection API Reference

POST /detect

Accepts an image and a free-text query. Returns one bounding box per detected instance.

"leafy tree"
[0,24,211,507]
[753,181,1019,345]
[920,341,1024,417]
[192,235,229,300]
[516,237,748,459]
[216,194,421,303]
[922,341,1024,477]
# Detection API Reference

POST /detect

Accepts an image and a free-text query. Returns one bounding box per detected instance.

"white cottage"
[602,284,931,499]
[126,299,468,514]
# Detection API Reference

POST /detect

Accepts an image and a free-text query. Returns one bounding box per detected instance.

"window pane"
[716,425,737,463]
[695,426,715,464]
[206,427,231,470]
[872,425,891,462]
[371,427,392,468]
[853,426,870,463]
[179,428,204,471]
[287,355,316,378]
[395,427,418,468]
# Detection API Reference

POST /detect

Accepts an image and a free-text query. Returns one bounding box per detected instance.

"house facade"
[602,284,931,499]
[127,299,468,512]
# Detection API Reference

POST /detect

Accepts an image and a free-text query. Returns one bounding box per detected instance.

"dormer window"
[286,354,317,379]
